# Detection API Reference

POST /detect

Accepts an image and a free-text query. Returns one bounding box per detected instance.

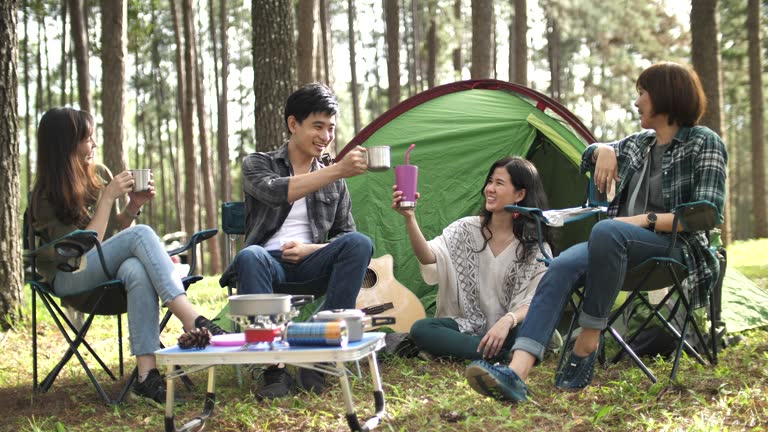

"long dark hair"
[477,157,553,262]
[32,107,102,228]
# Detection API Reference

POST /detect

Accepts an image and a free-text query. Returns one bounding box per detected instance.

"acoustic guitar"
[355,254,426,333]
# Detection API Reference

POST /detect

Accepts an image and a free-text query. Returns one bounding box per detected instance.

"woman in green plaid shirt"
[465,62,727,402]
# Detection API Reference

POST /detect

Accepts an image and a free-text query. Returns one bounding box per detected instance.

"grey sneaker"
[132,368,166,404]
[255,366,294,399]
[194,315,227,336]
[296,367,328,394]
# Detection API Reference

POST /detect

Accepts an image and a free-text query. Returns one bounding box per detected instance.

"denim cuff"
[578,310,608,330]
[511,337,546,364]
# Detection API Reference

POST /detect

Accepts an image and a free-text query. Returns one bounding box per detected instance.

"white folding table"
[155,332,387,432]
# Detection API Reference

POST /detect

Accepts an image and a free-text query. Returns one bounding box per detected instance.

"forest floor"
[1,240,766,431]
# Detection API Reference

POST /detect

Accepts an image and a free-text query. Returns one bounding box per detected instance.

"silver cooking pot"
[228,294,314,316]
[313,309,396,342]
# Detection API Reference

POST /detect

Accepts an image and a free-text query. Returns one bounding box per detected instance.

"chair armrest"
[168,228,219,276]
[167,228,219,257]
[24,229,99,259]
[504,205,547,223]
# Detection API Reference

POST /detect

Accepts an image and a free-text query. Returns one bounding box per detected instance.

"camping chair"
[509,187,723,384]
[24,206,217,404]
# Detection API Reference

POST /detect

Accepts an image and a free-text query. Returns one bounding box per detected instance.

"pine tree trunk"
[470,0,492,79]
[0,0,24,329]
[68,0,91,112]
[216,0,230,205]
[747,0,766,238]
[296,0,315,85]
[384,0,400,108]
[426,13,437,89]
[691,0,731,245]
[23,0,30,195]
[545,8,561,99]
[181,0,198,245]
[319,0,331,85]
[253,0,295,151]
[60,0,67,107]
[513,0,527,85]
[101,0,127,176]
[169,0,185,233]
[192,14,222,274]
[347,0,361,133]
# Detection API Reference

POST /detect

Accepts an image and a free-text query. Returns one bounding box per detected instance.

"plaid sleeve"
[242,153,290,207]
[692,130,728,224]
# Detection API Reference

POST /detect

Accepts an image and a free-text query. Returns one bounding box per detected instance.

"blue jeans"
[512,219,684,362]
[232,232,373,310]
[54,225,186,356]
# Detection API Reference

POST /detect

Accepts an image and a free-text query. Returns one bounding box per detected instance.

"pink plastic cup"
[395,165,418,208]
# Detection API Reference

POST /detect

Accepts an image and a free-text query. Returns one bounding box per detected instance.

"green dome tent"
[338,80,598,310]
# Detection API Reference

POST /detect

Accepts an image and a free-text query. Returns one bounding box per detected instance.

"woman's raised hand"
[594,145,619,195]
[391,184,419,217]
[105,171,135,200]
[128,173,156,207]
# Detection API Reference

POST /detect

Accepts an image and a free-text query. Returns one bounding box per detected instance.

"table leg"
[164,366,217,432]
[340,353,386,432]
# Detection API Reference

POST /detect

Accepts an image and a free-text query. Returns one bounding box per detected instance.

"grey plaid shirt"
[580,126,728,308]
[241,143,356,248]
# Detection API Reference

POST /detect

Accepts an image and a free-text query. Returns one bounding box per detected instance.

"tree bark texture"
[319,0,331,85]
[68,0,91,112]
[296,0,315,85]
[690,0,731,245]
[181,0,198,242]
[252,0,295,151]
[347,0,361,133]
[426,15,437,89]
[169,0,185,232]
[384,0,400,108]
[0,0,24,329]
[101,0,127,176]
[747,0,766,237]
[513,0,527,85]
[470,0,492,79]
[191,17,222,274]
[218,0,231,204]
[546,11,561,99]
[60,0,67,107]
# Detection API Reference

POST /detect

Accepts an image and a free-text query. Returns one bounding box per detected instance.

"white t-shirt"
[262,197,313,251]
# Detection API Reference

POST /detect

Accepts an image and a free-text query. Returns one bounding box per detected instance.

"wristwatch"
[646,212,657,231]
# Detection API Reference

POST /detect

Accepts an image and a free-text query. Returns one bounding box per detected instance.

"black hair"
[283,82,339,130]
[477,156,554,262]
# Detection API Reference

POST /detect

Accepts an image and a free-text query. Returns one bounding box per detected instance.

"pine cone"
[177,327,212,350]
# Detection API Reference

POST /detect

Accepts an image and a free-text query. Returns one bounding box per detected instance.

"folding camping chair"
[24,206,217,404]
[509,185,723,384]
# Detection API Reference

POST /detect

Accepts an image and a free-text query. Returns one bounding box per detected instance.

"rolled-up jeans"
[232,232,373,310]
[54,225,186,356]
[512,219,684,363]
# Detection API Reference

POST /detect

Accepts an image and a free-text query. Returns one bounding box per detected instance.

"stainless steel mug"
[363,146,391,172]
[129,169,151,192]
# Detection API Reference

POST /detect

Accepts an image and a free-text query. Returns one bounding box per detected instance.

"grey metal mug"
[363,146,391,172]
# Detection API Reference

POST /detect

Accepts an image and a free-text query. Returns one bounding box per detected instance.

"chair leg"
[32,287,39,392]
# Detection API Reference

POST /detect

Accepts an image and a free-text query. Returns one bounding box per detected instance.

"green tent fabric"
[721,268,768,332]
[340,80,597,308]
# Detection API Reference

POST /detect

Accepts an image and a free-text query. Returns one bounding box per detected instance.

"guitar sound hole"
[362,268,378,289]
